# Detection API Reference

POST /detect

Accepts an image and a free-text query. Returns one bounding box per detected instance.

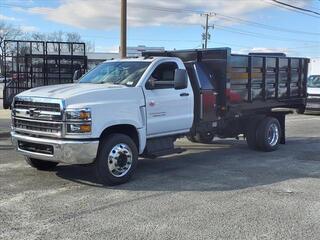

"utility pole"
[201,12,215,49]
[120,0,127,58]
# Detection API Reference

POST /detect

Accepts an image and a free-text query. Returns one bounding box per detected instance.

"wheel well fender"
[100,124,140,151]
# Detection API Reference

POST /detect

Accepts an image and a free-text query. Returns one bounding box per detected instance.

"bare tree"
[30,31,80,42]
[0,21,24,74]
[85,40,95,52]
[0,26,94,62]
[30,32,47,41]
[29,31,95,52]
[48,31,65,42]
[66,32,82,42]
[0,21,23,54]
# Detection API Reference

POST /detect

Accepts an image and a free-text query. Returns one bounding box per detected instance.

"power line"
[288,0,320,11]
[271,0,320,16]
[1,1,319,36]
[214,24,320,44]
[127,3,320,36]
[214,14,320,35]
[80,34,254,48]
[1,2,320,46]
[263,1,320,19]
[80,33,319,51]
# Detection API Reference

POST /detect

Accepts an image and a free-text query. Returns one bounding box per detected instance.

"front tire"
[25,157,58,171]
[95,134,138,186]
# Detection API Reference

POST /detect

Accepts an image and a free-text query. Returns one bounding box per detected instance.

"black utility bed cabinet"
[143,48,309,147]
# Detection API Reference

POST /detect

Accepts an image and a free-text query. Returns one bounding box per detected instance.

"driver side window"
[147,62,178,89]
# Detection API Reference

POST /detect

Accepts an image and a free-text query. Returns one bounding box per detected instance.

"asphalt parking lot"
[0,114,320,240]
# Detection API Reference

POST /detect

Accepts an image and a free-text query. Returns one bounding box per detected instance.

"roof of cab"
[103,56,173,63]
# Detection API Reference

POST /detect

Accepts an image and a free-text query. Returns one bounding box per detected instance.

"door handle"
[180,93,189,97]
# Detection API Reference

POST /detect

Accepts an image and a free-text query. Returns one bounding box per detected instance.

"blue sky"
[0,0,319,58]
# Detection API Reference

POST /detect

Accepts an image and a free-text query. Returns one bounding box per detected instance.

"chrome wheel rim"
[107,143,133,178]
[267,123,279,147]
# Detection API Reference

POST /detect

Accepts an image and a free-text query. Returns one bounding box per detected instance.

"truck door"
[144,62,193,137]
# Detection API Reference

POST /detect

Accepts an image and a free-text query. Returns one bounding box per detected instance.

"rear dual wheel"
[246,117,281,152]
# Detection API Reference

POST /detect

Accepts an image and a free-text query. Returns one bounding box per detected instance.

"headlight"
[65,108,92,134]
[66,108,91,121]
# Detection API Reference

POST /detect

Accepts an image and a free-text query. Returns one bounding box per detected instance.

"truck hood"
[17,83,145,108]
[18,83,126,99]
[308,87,320,95]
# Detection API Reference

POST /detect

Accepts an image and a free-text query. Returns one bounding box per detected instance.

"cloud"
[236,47,292,55]
[0,14,16,21]
[26,0,275,30]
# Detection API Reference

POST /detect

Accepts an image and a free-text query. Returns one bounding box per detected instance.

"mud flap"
[279,115,286,145]
[270,112,288,145]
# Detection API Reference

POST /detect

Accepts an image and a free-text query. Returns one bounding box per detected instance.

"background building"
[86,52,119,70]
[87,45,165,69]
[127,46,165,58]
[309,58,320,76]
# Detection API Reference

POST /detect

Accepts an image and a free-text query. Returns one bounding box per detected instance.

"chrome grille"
[14,100,61,112]
[14,118,63,137]
[12,97,64,137]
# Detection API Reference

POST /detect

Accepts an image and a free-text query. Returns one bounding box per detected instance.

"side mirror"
[174,69,188,90]
[73,70,82,82]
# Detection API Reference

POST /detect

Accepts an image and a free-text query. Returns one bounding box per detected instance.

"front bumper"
[11,132,99,164]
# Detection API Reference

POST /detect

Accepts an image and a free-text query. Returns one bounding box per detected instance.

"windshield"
[79,61,150,86]
[308,75,320,88]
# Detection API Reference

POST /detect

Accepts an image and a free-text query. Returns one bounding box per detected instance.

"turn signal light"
[80,124,91,133]
[67,123,92,134]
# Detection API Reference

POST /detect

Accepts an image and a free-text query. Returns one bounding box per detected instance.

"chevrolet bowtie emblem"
[27,108,37,117]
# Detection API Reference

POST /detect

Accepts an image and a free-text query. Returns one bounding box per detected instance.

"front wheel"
[95,134,138,186]
[25,157,58,171]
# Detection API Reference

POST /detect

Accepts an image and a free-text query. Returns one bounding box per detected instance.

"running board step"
[142,148,186,159]
[142,136,186,159]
